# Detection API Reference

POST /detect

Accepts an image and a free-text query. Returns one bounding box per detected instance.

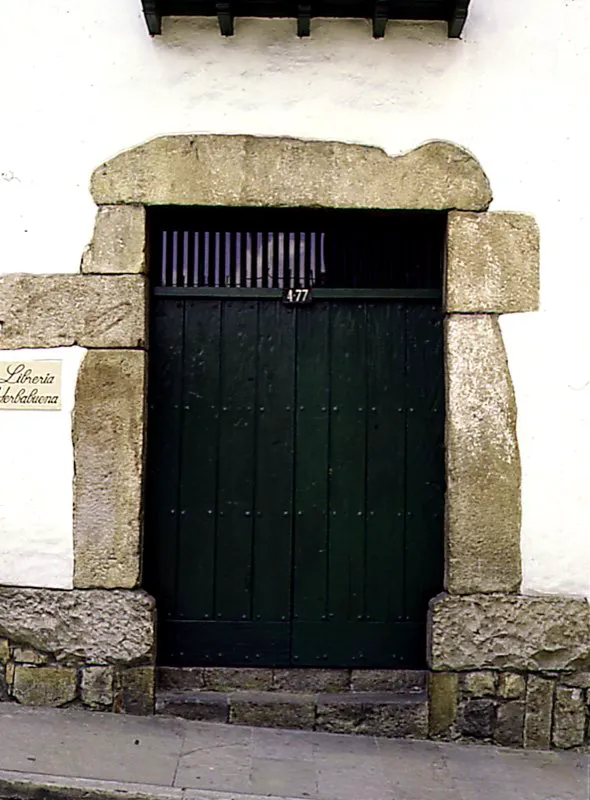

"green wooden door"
[145,293,444,668]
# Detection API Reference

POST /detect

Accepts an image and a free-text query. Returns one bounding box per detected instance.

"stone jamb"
[0,135,548,732]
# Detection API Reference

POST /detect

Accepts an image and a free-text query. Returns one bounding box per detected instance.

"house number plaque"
[0,361,63,411]
[283,288,312,304]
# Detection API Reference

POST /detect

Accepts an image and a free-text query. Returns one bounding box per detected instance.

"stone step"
[156,689,429,738]
[157,666,427,695]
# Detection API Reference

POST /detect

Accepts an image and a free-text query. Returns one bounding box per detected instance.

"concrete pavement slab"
[0,705,184,787]
[316,763,391,800]
[250,758,317,797]
[251,728,315,761]
[0,703,587,800]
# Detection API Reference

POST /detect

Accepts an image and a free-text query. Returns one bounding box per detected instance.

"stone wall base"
[1,637,588,749]
[0,635,154,714]
[429,669,590,750]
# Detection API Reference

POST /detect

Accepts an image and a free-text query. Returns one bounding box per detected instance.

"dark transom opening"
[148,207,445,294]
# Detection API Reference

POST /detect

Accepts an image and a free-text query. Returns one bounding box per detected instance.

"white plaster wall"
[0,0,589,595]
[0,348,86,589]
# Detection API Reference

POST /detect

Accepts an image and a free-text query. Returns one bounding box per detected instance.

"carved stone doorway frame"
[78,134,540,608]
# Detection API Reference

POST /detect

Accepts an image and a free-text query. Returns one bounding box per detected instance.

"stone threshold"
[156,689,428,738]
[157,666,428,695]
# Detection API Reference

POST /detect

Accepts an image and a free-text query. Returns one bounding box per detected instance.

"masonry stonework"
[4,135,584,752]
[73,349,146,589]
[0,274,146,349]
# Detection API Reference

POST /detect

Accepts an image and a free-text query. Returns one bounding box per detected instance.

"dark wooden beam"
[297,3,311,37]
[216,1,234,35]
[372,0,388,38]
[448,0,470,38]
[141,0,162,35]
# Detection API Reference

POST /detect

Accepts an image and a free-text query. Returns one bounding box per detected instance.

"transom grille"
[149,207,445,292]
[157,230,325,289]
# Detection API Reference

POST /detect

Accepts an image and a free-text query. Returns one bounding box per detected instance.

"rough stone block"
[81,666,114,708]
[204,668,274,692]
[561,672,590,688]
[5,663,14,690]
[461,672,497,697]
[0,274,146,349]
[12,647,49,665]
[73,349,146,589]
[82,205,146,275]
[115,667,155,715]
[274,669,349,693]
[156,691,229,722]
[157,667,205,691]
[552,686,586,749]
[0,639,9,664]
[12,666,77,707]
[0,587,155,665]
[446,212,540,314]
[494,701,525,747]
[91,136,492,212]
[429,672,458,737]
[524,675,554,750]
[350,670,426,694]
[230,692,315,730]
[316,694,428,738]
[0,666,9,701]
[445,316,521,594]
[498,673,526,700]
[429,594,590,672]
[457,698,496,740]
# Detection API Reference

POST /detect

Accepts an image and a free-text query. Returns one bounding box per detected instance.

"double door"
[145,292,443,668]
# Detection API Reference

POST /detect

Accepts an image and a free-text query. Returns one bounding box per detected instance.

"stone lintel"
[446,212,540,314]
[445,315,521,594]
[73,349,146,589]
[91,136,492,211]
[82,205,146,275]
[0,587,155,666]
[0,274,146,349]
[429,593,590,672]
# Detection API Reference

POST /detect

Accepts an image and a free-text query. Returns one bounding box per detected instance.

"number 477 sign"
[283,288,312,304]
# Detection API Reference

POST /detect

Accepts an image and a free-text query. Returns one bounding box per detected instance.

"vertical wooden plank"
[176,299,221,620]
[215,299,258,621]
[292,301,331,623]
[365,301,406,625]
[253,301,296,622]
[327,302,367,623]
[145,297,184,618]
[404,303,445,622]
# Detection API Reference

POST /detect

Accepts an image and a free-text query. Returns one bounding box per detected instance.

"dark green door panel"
[215,300,258,621]
[159,621,291,666]
[326,302,367,625]
[144,298,184,618]
[253,302,296,622]
[404,305,445,621]
[177,298,221,621]
[146,297,444,668]
[292,302,331,624]
[291,621,425,668]
[364,303,406,625]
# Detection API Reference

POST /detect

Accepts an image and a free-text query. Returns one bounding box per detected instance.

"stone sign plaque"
[0,361,62,410]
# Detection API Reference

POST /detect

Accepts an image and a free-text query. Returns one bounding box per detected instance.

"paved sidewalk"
[0,704,587,800]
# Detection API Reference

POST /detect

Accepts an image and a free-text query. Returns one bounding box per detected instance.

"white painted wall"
[0,348,86,589]
[0,0,588,596]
